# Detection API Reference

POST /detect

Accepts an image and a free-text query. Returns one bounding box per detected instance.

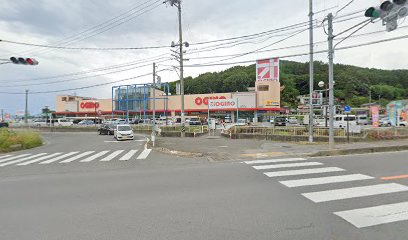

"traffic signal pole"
[327,13,335,150]
[24,90,29,125]
[308,0,314,143]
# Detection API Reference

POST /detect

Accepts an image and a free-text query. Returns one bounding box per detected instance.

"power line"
[0,69,170,95]
[4,0,161,57]
[26,0,163,56]
[1,58,171,87]
[0,54,170,83]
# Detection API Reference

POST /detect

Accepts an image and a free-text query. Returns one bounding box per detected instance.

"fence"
[226,126,408,142]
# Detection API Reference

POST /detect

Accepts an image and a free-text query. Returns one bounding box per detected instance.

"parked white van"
[53,118,74,127]
[334,115,357,129]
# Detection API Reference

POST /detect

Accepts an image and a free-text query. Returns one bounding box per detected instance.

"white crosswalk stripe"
[246,156,408,228]
[0,154,31,164]
[17,153,63,166]
[0,155,12,159]
[137,149,152,159]
[0,153,47,167]
[60,151,95,163]
[302,183,408,203]
[119,150,138,161]
[244,158,307,165]
[100,150,124,162]
[279,174,374,188]
[334,201,408,228]
[253,162,323,170]
[80,151,110,162]
[39,152,79,164]
[264,167,345,177]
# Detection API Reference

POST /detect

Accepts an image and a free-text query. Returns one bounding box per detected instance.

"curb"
[309,145,408,157]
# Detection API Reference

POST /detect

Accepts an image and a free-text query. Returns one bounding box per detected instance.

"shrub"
[0,129,43,152]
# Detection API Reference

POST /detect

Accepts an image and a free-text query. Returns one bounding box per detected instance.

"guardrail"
[230,126,364,137]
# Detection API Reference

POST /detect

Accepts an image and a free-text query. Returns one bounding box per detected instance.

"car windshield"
[118,126,132,131]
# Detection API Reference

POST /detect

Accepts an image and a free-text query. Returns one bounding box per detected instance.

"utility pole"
[327,13,335,150]
[152,62,156,141]
[24,90,29,125]
[177,0,185,137]
[1,109,3,122]
[308,0,314,143]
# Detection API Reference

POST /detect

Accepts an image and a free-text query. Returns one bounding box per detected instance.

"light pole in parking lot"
[94,101,99,127]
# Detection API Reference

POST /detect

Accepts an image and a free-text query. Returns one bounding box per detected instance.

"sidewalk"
[154,135,408,161]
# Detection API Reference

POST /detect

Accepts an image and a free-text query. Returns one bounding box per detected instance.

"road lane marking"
[280,174,374,188]
[0,155,12,159]
[0,154,31,164]
[60,151,95,163]
[137,149,152,159]
[264,167,345,177]
[244,158,307,165]
[39,152,79,164]
[0,153,47,167]
[80,151,110,162]
[302,183,408,203]
[381,175,408,180]
[334,201,408,228]
[253,162,323,170]
[119,150,138,161]
[100,150,124,162]
[17,153,63,166]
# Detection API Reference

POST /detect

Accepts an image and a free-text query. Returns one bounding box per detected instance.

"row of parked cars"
[97,121,134,141]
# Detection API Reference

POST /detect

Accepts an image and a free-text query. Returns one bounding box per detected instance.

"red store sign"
[195,96,226,105]
[80,102,100,109]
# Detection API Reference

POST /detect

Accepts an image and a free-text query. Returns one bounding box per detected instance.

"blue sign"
[344,105,351,113]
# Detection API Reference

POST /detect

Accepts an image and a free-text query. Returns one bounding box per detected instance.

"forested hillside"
[168,61,408,107]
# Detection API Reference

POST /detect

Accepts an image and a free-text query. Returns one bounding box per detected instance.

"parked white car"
[114,124,134,141]
[333,115,357,129]
[53,118,74,127]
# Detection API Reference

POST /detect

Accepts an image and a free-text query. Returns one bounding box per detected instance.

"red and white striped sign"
[256,58,279,82]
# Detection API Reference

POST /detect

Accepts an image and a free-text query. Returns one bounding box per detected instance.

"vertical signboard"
[370,106,380,128]
[256,58,279,82]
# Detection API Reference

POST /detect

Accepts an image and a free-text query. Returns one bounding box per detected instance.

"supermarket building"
[55,76,282,122]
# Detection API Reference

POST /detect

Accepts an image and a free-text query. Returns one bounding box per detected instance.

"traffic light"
[10,57,39,65]
[365,0,408,31]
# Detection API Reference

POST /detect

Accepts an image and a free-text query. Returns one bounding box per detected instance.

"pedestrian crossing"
[244,157,408,229]
[0,149,152,168]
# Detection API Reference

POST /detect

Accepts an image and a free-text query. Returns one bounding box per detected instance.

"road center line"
[381,175,408,180]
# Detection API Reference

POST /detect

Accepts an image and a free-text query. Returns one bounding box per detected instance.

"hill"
[167,61,408,108]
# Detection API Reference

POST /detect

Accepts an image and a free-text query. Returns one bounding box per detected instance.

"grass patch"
[0,129,43,152]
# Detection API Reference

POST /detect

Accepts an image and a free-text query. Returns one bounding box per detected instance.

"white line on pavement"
[0,153,48,167]
[0,154,31,164]
[100,150,124,162]
[279,174,375,188]
[302,183,408,203]
[334,201,408,228]
[244,158,307,165]
[119,150,138,161]
[80,151,110,162]
[253,162,323,170]
[0,155,12,159]
[39,152,79,164]
[264,167,345,178]
[137,149,152,160]
[60,151,95,163]
[17,153,63,166]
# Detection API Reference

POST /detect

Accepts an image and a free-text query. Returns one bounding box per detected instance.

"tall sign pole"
[327,13,335,150]
[24,90,29,125]
[308,0,314,143]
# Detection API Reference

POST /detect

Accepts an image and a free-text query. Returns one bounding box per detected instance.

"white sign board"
[208,99,238,110]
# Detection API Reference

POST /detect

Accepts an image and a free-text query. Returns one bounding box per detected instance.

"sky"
[0,0,407,116]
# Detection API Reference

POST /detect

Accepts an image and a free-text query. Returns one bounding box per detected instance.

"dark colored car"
[0,122,9,128]
[131,119,144,125]
[274,117,287,127]
[98,124,115,135]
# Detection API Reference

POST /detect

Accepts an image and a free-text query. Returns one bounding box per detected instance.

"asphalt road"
[1,133,408,239]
